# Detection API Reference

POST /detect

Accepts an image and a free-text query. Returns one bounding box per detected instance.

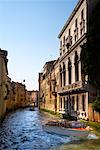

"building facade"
[58,0,99,120]
[15,82,26,108]
[39,0,100,122]
[30,90,38,107]
[0,49,8,120]
[26,90,32,106]
[39,60,60,113]
[5,77,14,112]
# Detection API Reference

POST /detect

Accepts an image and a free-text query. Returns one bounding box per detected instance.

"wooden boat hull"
[42,125,89,138]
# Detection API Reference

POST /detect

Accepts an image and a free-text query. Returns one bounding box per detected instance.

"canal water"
[0,108,76,150]
[0,108,100,150]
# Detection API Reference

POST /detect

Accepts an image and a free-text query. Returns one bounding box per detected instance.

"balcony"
[58,81,83,94]
[65,35,72,49]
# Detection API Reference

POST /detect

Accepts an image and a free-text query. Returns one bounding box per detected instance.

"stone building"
[25,90,38,107]
[0,49,8,120]
[39,59,60,113]
[58,0,99,120]
[25,90,32,106]
[39,60,56,111]
[30,90,38,107]
[38,0,100,121]
[14,82,26,108]
[38,73,43,109]
[50,58,60,113]
[5,77,14,112]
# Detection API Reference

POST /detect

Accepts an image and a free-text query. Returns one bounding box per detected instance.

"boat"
[29,106,34,111]
[42,120,89,138]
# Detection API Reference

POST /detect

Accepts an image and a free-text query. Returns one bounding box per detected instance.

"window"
[74,19,78,42]
[81,9,84,20]
[63,62,66,86]
[76,95,79,110]
[80,28,82,36]
[75,63,79,81]
[63,36,65,45]
[72,96,75,110]
[50,82,52,98]
[66,97,69,110]
[69,68,71,84]
[82,95,85,111]
[74,35,77,42]
[60,40,62,48]
[60,98,62,110]
[60,65,62,87]
[64,97,66,110]
[69,29,70,35]
[68,57,72,84]
[80,9,85,36]
[75,18,77,28]
[74,51,79,81]
[60,72,62,87]
[63,49,65,54]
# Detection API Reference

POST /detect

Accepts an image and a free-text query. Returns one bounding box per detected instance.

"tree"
[81,1,100,88]
[92,96,100,113]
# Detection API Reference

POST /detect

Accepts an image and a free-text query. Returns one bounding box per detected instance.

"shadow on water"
[0,108,100,150]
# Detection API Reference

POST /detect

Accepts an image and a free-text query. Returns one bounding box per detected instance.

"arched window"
[74,51,79,82]
[68,57,72,84]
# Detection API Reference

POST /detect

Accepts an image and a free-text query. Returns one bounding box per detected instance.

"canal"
[0,108,100,150]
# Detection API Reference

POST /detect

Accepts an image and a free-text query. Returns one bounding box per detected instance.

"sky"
[0,0,78,91]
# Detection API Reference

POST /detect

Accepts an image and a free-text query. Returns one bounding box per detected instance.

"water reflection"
[0,108,74,150]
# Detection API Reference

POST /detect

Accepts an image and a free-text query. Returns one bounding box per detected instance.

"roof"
[45,60,56,65]
[43,60,56,69]
[58,0,84,38]
[0,48,8,56]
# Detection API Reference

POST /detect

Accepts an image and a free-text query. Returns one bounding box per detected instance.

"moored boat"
[42,120,89,138]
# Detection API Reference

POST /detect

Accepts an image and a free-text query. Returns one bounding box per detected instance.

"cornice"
[58,0,85,38]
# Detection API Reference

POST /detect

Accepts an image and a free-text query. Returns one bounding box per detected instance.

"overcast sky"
[0,0,78,90]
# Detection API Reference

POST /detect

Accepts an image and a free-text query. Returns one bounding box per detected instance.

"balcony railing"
[58,81,83,92]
